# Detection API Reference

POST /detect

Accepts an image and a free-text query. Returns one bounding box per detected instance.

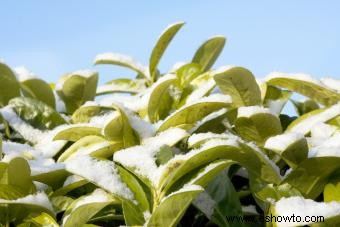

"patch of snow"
[73,189,111,210]
[185,79,216,104]
[0,192,53,212]
[89,111,118,128]
[169,61,186,72]
[274,196,340,227]
[238,106,272,118]
[288,103,340,135]
[321,77,340,92]
[65,155,134,201]
[14,66,36,81]
[264,132,304,152]
[29,158,65,176]
[114,128,188,186]
[189,108,228,133]
[192,192,215,218]
[95,52,148,77]
[266,72,321,85]
[161,184,203,203]
[63,175,84,187]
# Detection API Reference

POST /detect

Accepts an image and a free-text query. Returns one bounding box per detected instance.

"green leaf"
[0,62,20,106]
[20,78,56,108]
[264,134,308,168]
[96,78,146,95]
[192,36,226,72]
[193,170,244,227]
[263,86,292,115]
[56,71,98,114]
[324,182,340,202]
[158,97,231,131]
[159,139,281,195]
[149,22,185,80]
[32,169,69,190]
[122,200,145,226]
[155,145,174,166]
[63,190,114,227]
[148,74,176,122]
[9,97,66,130]
[214,67,262,107]
[54,125,102,142]
[58,135,106,162]
[50,195,75,213]
[266,74,340,106]
[0,184,26,200]
[235,112,282,146]
[103,105,139,147]
[283,157,340,198]
[117,166,150,212]
[176,63,202,88]
[291,99,320,116]
[22,212,58,227]
[0,157,35,195]
[71,105,113,124]
[147,185,203,227]
[94,53,149,79]
[254,183,302,206]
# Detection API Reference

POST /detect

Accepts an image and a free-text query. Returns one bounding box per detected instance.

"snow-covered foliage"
[0,22,340,227]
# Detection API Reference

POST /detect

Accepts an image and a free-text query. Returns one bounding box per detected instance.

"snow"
[99,93,146,112]
[192,192,215,218]
[54,91,66,113]
[63,175,84,187]
[274,196,340,227]
[187,132,231,148]
[71,70,97,78]
[55,70,96,91]
[193,93,232,105]
[264,132,304,152]
[29,158,65,176]
[33,181,49,192]
[308,132,340,158]
[266,72,321,85]
[94,52,148,77]
[213,65,234,74]
[169,61,186,72]
[14,66,36,81]
[321,77,340,92]
[124,109,156,140]
[311,123,337,139]
[114,128,188,186]
[189,108,228,134]
[267,99,287,115]
[73,189,111,210]
[0,106,46,144]
[89,111,118,128]
[242,205,258,214]
[65,155,134,201]
[0,106,66,157]
[287,103,340,135]
[161,184,203,203]
[2,141,42,158]
[185,79,216,104]
[0,192,53,212]
[237,106,272,118]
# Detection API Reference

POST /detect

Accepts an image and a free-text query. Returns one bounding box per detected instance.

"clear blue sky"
[1,0,339,84]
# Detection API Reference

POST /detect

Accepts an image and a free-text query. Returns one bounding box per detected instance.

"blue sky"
[1,0,339,84]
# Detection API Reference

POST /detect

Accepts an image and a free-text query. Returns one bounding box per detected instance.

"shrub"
[0,22,340,227]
